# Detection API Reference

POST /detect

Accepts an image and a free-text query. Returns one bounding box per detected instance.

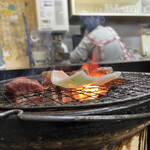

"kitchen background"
[0,0,150,70]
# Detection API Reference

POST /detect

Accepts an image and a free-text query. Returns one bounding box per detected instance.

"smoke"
[80,16,105,33]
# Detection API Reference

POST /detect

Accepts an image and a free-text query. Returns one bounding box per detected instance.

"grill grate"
[0,72,150,110]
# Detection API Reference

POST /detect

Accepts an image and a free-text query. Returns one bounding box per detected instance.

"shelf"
[71,13,150,17]
[70,0,150,17]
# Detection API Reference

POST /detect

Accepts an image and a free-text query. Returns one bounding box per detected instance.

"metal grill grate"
[0,72,150,110]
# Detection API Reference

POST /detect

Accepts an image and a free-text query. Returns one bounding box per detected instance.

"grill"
[0,72,150,114]
[0,71,150,150]
[0,73,125,109]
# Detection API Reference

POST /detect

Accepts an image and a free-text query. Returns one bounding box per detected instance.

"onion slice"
[51,70,96,88]
[51,70,121,88]
[92,72,121,86]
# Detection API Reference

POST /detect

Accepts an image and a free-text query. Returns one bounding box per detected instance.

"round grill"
[0,72,150,111]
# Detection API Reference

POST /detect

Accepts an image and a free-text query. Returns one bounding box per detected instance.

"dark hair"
[80,21,86,35]
[80,16,105,34]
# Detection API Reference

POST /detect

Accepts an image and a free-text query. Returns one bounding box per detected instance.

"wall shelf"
[70,0,150,17]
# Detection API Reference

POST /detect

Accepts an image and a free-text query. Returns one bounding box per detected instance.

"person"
[0,45,5,69]
[69,16,133,63]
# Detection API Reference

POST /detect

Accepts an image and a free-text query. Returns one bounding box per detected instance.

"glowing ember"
[77,85,108,100]
[79,55,104,100]
[80,57,105,100]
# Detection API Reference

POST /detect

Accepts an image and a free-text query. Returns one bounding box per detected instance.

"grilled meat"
[70,67,113,76]
[5,77,43,95]
[42,71,52,85]
[69,68,89,76]
[92,67,113,75]
[90,67,113,77]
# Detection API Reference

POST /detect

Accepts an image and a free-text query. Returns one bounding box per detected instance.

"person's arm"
[70,36,94,63]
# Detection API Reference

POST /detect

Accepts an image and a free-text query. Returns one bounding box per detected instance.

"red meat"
[5,77,43,95]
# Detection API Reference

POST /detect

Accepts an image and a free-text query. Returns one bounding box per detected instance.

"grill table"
[0,64,150,149]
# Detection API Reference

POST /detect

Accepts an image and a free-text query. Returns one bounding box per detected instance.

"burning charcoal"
[61,88,79,102]
[41,85,62,106]
[16,95,42,105]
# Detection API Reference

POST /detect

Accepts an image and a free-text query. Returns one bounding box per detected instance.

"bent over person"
[70,17,133,63]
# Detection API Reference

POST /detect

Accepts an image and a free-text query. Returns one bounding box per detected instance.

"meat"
[42,71,52,85]
[5,77,43,95]
[90,67,113,77]
[93,67,113,74]
[70,67,113,76]
[69,68,89,76]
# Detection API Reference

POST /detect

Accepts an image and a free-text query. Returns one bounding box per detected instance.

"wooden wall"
[0,0,37,69]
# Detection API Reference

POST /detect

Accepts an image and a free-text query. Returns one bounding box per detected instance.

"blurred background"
[0,0,150,70]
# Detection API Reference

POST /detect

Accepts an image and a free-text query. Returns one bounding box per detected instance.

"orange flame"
[81,51,99,75]
[77,86,108,100]
[63,53,122,102]
[78,54,107,100]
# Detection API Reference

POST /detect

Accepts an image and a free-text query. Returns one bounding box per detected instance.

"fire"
[78,56,108,100]
[62,55,122,102]
[77,85,108,101]
[61,53,108,102]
